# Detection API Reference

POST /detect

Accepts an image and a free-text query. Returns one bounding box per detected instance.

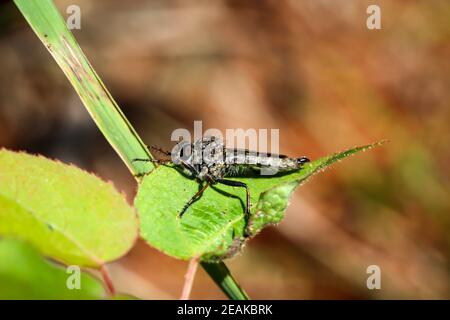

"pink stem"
[180,257,199,300]
[100,265,116,297]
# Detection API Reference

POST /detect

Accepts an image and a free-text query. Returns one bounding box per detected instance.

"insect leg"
[132,158,172,165]
[149,146,172,156]
[179,182,210,217]
[217,179,251,224]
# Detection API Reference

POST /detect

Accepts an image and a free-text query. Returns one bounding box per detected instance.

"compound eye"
[297,157,310,165]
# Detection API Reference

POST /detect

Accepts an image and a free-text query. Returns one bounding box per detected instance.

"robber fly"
[134,136,309,229]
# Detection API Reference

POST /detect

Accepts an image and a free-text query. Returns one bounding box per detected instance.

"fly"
[134,136,309,234]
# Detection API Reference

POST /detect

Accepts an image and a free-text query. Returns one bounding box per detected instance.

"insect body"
[134,136,309,233]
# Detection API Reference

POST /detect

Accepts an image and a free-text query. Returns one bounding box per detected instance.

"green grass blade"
[13,0,247,300]
[201,262,249,300]
[13,0,152,177]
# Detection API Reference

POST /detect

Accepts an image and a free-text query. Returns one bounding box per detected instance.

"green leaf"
[0,239,105,299]
[136,142,385,261]
[0,149,138,267]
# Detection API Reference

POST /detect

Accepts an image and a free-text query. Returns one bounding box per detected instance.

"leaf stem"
[100,265,115,297]
[180,257,199,300]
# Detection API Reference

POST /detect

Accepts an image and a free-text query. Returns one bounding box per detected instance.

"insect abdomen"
[224,164,257,177]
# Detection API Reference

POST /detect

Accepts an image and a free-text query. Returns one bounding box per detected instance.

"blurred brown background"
[0,0,449,299]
